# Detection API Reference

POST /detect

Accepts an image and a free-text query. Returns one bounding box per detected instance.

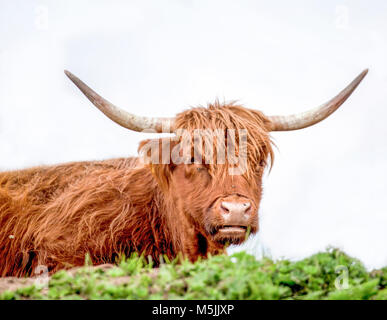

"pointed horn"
[268,69,368,131]
[64,70,175,133]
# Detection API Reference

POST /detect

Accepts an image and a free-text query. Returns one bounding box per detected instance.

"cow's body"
[0,69,367,277]
[0,103,269,277]
[0,156,226,277]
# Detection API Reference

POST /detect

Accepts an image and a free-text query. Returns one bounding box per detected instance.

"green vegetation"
[1,248,386,300]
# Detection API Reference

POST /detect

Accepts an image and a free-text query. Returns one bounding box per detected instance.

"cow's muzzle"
[210,196,257,244]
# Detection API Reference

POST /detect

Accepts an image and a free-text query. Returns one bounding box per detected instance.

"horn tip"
[361,68,369,78]
[354,68,369,85]
[64,70,82,86]
[64,69,73,78]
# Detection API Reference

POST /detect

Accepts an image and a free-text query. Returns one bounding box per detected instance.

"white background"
[0,0,386,269]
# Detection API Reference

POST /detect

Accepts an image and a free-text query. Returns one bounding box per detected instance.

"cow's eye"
[184,163,207,179]
[194,164,208,174]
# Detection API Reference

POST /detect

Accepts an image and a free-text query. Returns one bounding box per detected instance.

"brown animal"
[0,69,368,277]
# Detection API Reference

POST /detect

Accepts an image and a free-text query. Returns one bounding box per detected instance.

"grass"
[1,248,387,300]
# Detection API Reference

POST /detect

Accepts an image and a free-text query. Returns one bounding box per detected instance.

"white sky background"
[0,0,386,269]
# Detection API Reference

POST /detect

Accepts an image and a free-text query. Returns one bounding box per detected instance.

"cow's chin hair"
[212,233,247,246]
[206,225,255,246]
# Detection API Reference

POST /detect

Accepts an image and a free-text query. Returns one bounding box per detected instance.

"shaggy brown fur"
[0,102,274,277]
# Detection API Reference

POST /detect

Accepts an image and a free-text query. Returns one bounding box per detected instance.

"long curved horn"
[268,69,368,131]
[64,70,175,133]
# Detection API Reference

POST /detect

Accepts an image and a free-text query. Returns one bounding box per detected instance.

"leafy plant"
[1,248,386,300]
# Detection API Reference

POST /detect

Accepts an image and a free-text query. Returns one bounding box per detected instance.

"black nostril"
[243,202,251,213]
[221,203,230,213]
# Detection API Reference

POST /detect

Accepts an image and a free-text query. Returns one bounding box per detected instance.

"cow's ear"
[138,138,174,191]
[138,137,177,164]
[138,139,153,159]
[149,163,172,191]
[138,138,162,164]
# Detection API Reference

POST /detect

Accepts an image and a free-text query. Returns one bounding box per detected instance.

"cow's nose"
[220,201,251,218]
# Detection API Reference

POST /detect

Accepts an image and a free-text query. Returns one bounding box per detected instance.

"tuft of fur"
[174,101,274,175]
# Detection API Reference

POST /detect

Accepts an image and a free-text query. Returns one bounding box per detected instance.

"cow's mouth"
[212,225,248,245]
[207,223,253,245]
[217,225,247,234]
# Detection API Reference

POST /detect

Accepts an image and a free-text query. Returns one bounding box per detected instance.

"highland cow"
[0,69,368,277]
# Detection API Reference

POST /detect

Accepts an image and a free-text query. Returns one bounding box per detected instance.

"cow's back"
[0,157,139,204]
[0,157,142,276]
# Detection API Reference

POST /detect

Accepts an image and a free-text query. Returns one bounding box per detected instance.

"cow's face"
[139,104,274,246]
[167,161,264,245]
